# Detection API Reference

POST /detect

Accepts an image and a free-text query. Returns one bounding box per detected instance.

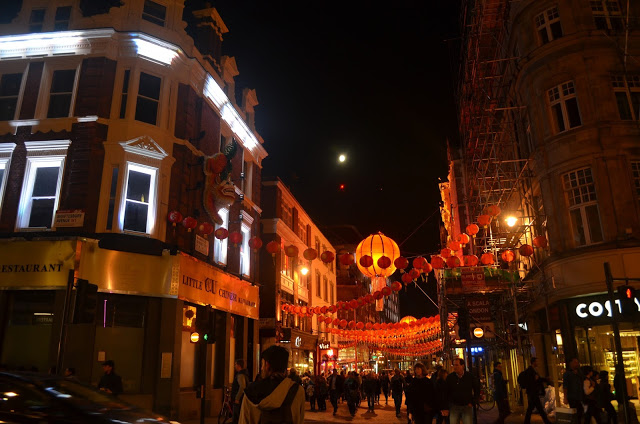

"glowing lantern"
[478,215,492,227]
[320,306,328,314]
[198,222,214,238]
[356,322,364,330]
[265,241,280,256]
[339,253,354,266]
[431,255,445,269]
[519,244,534,257]
[320,251,335,263]
[373,323,381,330]
[182,216,197,232]
[167,210,183,226]
[333,318,340,326]
[214,227,229,240]
[303,248,318,260]
[440,248,452,258]
[480,253,495,265]
[412,257,428,270]
[229,231,242,247]
[501,250,515,262]
[355,232,400,311]
[248,236,263,250]
[457,233,471,244]
[466,224,480,236]
[339,319,348,328]
[448,241,462,252]
[394,256,409,271]
[293,306,301,314]
[284,245,299,258]
[463,255,479,266]
[391,281,402,291]
[446,256,462,268]
[485,205,502,216]
[533,236,548,248]
[365,322,373,330]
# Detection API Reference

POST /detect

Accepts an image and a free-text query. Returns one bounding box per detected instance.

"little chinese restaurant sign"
[177,253,259,320]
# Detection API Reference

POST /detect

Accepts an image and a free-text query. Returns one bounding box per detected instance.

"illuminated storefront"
[318,340,338,375]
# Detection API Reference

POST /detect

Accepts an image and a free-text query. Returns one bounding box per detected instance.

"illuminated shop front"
[318,340,338,375]
[281,328,316,374]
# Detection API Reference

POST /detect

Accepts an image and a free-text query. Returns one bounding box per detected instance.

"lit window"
[562,168,603,246]
[612,75,640,120]
[54,6,72,31]
[121,163,156,234]
[0,143,16,215]
[17,141,70,230]
[591,0,623,31]
[47,69,76,118]
[240,224,251,276]
[29,9,46,33]
[135,72,161,125]
[119,70,130,119]
[0,73,23,121]
[632,162,640,200]
[548,81,581,133]
[142,0,167,27]
[214,208,229,265]
[535,7,563,45]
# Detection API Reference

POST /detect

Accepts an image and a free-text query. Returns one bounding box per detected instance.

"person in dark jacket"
[406,362,437,424]
[344,371,360,417]
[493,362,510,424]
[435,369,449,424]
[231,359,250,424]
[582,366,601,424]
[381,372,391,404]
[375,373,382,405]
[327,368,344,415]
[315,374,328,412]
[598,370,616,424]
[443,358,479,424]
[523,358,552,424]
[391,368,405,418]
[563,358,584,424]
[98,360,123,396]
[363,373,377,412]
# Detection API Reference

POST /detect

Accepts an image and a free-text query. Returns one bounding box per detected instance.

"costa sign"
[574,298,640,319]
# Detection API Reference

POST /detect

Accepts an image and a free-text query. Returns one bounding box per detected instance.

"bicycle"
[477,384,496,411]
[218,386,233,424]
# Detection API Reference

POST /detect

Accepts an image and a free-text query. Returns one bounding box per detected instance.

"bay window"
[121,163,156,233]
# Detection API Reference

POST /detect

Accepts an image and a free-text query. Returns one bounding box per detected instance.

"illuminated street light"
[506,216,518,227]
[338,154,346,163]
[300,266,309,276]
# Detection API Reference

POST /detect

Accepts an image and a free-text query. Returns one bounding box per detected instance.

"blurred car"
[0,372,181,423]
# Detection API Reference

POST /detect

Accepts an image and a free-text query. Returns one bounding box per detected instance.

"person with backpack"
[304,376,316,411]
[391,368,405,418]
[493,362,510,424]
[522,358,552,424]
[238,345,305,424]
[231,359,250,424]
[344,371,360,417]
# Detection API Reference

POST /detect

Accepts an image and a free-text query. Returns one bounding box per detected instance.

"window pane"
[570,208,586,246]
[565,98,581,128]
[126,170,151,202]
[0,74,22,96]
[585,205,603,243]
[135,97,158,125]
[29,198,55,228]
[631,92,640,120]
[138,73,161,100]
[0,98,17,121]
[552,103,565,132]
[616,92,633,120]
[32,167,59,197]
[539,29,550,44]
[142,0,166,26]
[51,70,76,93]
[55,6,71,20]
[550,21,563,39]
[47,94,72,118]
[30,9,45,23]
[123,201,148,232]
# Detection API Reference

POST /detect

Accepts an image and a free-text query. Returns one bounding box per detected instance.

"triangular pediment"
[120,136,168,160]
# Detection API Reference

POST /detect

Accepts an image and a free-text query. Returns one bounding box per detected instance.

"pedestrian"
[493,362,510,424]
[381,371,390,405]
[434,368,449,424]
[305,375,316,411]
[406,362,437,424]
[582,366,602,424]
[98,360,123,396]
[522,357,552,424]
[563,358,584,424]
[238,345,305,424]
[443,357,479,424]
[64,367,80,382]
[231,359,250,424]
[375,372,381,405]
[363,372,377,412]
[598,370,616,424]
[328,368,343,415]
[288,368,302,385]
[344,371,360,417]
[340,370,347,403]
[315,374,328,412]
[391,368,405,418]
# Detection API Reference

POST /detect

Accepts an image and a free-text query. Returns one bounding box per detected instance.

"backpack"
[517,370,528,388]
[260,383,300,424]
[305,383,314,397]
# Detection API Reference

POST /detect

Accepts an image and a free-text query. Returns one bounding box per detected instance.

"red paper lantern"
[333,318,340,326]
[328,305,337,313]
[214,227,229,240]
[359,255,374,268]
[320,306,328,314]
[365,322,373,330]
[300,306,308,314]
[501,250,515,263]
[381,286,392,296]
[457,233,471,244]
[373,323,381,330]
[377,255,392,269]
[339,253,354,266]
[440,248,452,258]
[519,244,534,257]
[391,281,402,292]
[480,252,495,265]
[303,248,318,261]
[348,320,356,329]
[446,256,462,268]
[485,205,502,217]
[167,210,183,226]
[198,222,214,237]
[409,268,420,280]
[423,263,433,274]
[478,215,492,226]
[363,294,374,304]
[320,251,335,263]
[182,216,197,232]
[248,236,263,250]
[229,231,243,247]
[357,298,365,307]
[412,257,428,270]
[533,235,548,248]
[463,255,479,266]
[431,255,445,269]
[349,299,358,309]
[448,241,462,252]
[466,224,480,236]
[284,245,299,258]
[356,322,364,330]
[401,273,413,284]
[339,319,348,328]
[373,291,383,300]
[293,306,301,314]
[265,241,280,256]
[394,256,409,271]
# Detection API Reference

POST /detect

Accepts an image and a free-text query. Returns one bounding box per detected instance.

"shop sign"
[294,336,302,347]
[466,297,492,322]
[0,240,75,288]
[194,235,209,256]
[318,341,330,350]
[54,209,85,227]
[567,293,640,324]
[177,253,259,320]
[461,267,486,291]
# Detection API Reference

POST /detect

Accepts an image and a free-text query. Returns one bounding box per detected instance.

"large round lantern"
[214,227,229,240]
[228,231,242,247]
[533,235,548,248]
[446,256,462,268]
[320,251,335,263]
[409,268,420,280]
[480,252,495,265]
[167,210,183,227]
[265,241,280,257]
[431,255,445,269]
[466,224,480,236]
[182,216,197,232]
[463,255,479,267]
[456,233,471,244]
[478,215,492,227]
[519,244,534,257]
[303,248,318,261]
[355,233,400,311]
[284,245,299,258]
[248,236,263,251]
[394,257,409,271]
[339,253,354,266]
[501,250,515,263]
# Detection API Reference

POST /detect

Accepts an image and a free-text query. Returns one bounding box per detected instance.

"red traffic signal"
[617,285,636,300]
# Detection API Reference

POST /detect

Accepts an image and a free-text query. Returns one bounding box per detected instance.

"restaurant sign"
[0,240,75,288]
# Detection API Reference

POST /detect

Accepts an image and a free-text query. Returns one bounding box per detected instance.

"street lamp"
[505,216,518,227]
[300,266,309,276]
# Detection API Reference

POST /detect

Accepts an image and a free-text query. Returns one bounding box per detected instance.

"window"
[54,6,72,31]
[135,72,161,125]
[282,251,293,279]
[47,69,76,118]
[122,163,156,233]
[240,225,251,276]
[563,168,603,246]
[213,209,229,265]
[315,237,320,255]
[535,7,563,44]
[591,0,623,31]
[17,141,70,230]
[281,203,292,229]
[0,144,16,214]
[29,9,46,33]
[323,276,328,302]
[548,81,581,133]
[142,0,167,26]
[119,70,130,119]
[632,162,640,200]
[612,75,640,120]
[330,284,334,304]
[316,271,321,297]
[105,166,119,230]
[0,73,23,121]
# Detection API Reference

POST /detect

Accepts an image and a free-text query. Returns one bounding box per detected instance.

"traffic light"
[457,307,470,341]
[618,285,637,317]
[191,306,215,343]
[74,279,98,324]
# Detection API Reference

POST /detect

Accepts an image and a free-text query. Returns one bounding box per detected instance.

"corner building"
[0,0,267,421]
